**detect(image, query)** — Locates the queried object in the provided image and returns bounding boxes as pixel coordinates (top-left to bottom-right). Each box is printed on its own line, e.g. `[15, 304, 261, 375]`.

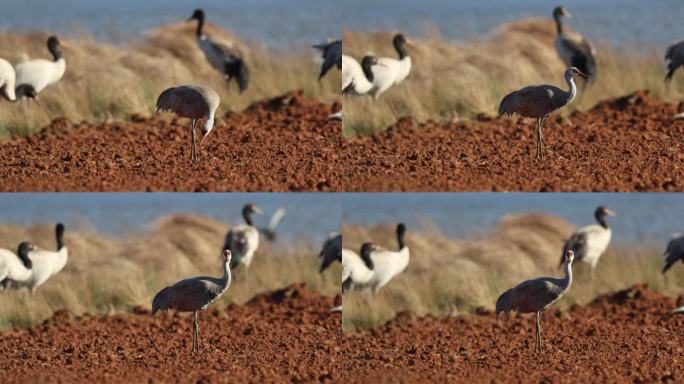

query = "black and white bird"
[662, 233, 684, 274]
[257, 207, 286, 242]
[0, 58, 39, 104]
[0, 242, 35, 289]
[222, 204, 263, 276]
[318, 233, 342, 273]
[156, 85, 220, 161]
[341, 243, 376, 293]
[342, 55, 381, 95]
[368, 34, 413, 99]
[552, 6, 597, 84]
[313, 40, 342, 81]
[152, 250, 232, 352]
[188, 9, 250, 93]
[362, 223, 410, 292]
[14, 36, 67, 97]
[496, 250, 574, 354]
[665, 40, 684, 84]
[12, 223, 68, 292]
[560, 206, 615, 283]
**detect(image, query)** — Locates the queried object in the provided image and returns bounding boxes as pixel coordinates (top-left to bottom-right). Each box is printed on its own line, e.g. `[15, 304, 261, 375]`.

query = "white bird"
[0, 242, 35, 289]
[362, 223, 410, 292]
[14, 36, 66, 97]
[369, 34, 413, 99]
[342, 55, 381, 95]
[552, 6, 597, 85]
[496, 250, 574, 354]
[188, 9, 250, 93]
[156, 85, 220, 161]
[498, 67, 589, 160]
[319, 233, 342, 273]
[222, 204, 263, 276]
[662, 233, 684, 274]
[313, 40, 342, 81]
[665, 40, 684, 84]
[0, 58, 40, 104]
[13, 223, 68, 292]
[152, 250, 232, 352]
[560, 206, 615, 285]
[341, 243, 376, 293]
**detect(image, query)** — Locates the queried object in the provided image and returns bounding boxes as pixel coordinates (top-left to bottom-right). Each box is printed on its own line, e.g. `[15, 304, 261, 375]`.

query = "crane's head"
[222, 249, 232, 263]
[188, 9, 205, 22]
[17, 242, 36, 256]
[567, 67, 589, 79]
[244, 203, 264, 215]
[198, 116, 215, 148]
[15, 84, 42, 107]
[564, 250, 575, 265]
[553, 6, 572, 19]
[596, 206, 616, 218]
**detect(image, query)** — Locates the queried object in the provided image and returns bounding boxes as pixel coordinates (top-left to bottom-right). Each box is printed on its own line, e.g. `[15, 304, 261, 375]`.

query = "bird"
[313, 39, 341, 81]
[0, 242, 35, 290]
[222, 204, 263, 277]
[496, 250, 575, 354]
[361, 223, 410, 292]
[498, 66, 588, 160]
[257, 207, 286, 242]
[342, 55, 381, 95]
[665, 40, 684, 84]
[675, 112, 684, 120]
[152, 250, 232, 353]
[0, 58, 40, 104]
[11, 223, 68, 292]
[188, 9, 250, 93]
[156, 85, 220, 161]
[674, 306, 684, 314]
[318, 233, 342, 273]
[552, 6, 597, 85]
[14, 35, 66, 97]
[341, 243, 376, 293]
[560, 206, 615, 285]
[662, 233, 684, 274]
[369, 34, 413, 99]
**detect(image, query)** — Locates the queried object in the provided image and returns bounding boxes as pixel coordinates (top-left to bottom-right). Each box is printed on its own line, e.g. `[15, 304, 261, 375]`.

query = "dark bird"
[665, 40, 684, 84]
[318, 233, 342, 273]
[553, 6, 597, 84]
[313, 39, 341, 81]
[662, 233, 684, 274]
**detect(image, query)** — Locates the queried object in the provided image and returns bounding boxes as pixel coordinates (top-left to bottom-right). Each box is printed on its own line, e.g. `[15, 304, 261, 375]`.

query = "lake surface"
[342, 193, 684, 245]
[343, 0, 684, 48]
[0, 0, 341, 47]
[0, 193, 341, 241]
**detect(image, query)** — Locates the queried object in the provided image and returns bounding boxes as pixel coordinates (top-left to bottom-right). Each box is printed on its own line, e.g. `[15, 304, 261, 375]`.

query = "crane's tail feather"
[495, 289, 512, 319]
[151, 286, 171, 315]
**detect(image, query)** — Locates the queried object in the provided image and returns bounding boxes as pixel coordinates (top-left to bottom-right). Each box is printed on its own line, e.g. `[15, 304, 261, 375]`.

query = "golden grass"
[0, 22, 339, 138]
[342, 214, 684, 331]
[0, 215, 339, 331]
[342, 19, 684, 136]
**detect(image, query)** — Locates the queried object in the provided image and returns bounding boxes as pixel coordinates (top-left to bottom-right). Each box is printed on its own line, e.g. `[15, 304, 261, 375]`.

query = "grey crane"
[318, 232, 342, 273]
[222, 204, 263, 277]
[188, 9, 250, 93]
[313, 40, 342, 81]
[553, 6, 597, 85]
[496, 250, 574, 354]
[662, 233, 684, 274]
[156, 85, 220, 161]
[152, 249, 232, 353]
[498, 67, 588, 160]
[665, 40, 684, 84]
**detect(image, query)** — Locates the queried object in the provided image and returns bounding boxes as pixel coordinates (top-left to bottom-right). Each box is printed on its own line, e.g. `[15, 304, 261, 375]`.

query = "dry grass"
[342, 19, 684, 136]
[0, 22, 339, 138]
[342, 214, 684, 331]
[0, 215, 339, 331]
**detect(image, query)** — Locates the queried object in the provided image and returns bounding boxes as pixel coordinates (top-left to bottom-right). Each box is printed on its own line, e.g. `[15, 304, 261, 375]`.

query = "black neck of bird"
[360, 243, 375, 270]
[17, 245, 32, 269]
[49, 43, 62, 62]
[361, 59, 375, 82]
[595, 212, 609, 229]
[396, 225, 406, 250]
[394, 39, 407, 60]
[56, 224, 65, 250]
[242, 207, 253, 226]
[195, 15, 205, 37]
[554, 14, 564, 35]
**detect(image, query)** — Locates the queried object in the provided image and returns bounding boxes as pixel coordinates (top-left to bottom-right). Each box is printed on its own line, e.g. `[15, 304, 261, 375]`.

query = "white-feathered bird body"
[19, 246, 68, 290]
[15, 58, 65, 93]
[0, 59, 17, 101]
[0, 248, 32, 282]
[364, 246, 409, 292]
[224, 224, 259, 269]
[369, 58, 402, 98]
[564, 224, 611, 269]
[341, 248, 374, 291]
[341, 55, 373, 94]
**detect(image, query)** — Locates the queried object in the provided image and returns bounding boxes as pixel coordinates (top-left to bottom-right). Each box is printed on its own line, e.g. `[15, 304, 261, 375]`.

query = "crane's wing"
[663, 236, 684, 273]
[558, 36, 597, 77]
[562, 231, 588, 266]
[209, 40, 250, 91]
[156, 86, 210, 118]
[314, 40, 342, 79]
[258, 207, 286, 241]
[152, 278, 216, 314]
[319, 233, 342, 273]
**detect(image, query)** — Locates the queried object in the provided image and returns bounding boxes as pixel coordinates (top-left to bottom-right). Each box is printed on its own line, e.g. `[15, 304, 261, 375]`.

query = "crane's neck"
[397, 230, 405, 250]
[394, 41, 408, 60]
[554, 14, 564, 35]
[56, 228, 65, 251]
[596, 213, 609, 229]
[195, 16, 205, 38]
[564, 73, 577, 105]
[242, 207, 254, 226]
[361, 60, 375, 82]
[222, 260, 232, 288]
[563, 261, 573, 290]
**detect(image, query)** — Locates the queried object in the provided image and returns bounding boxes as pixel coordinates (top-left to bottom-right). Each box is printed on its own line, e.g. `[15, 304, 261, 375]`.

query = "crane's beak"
[575, 70, 590, 79]
[253, 206, 264, 215]
[605, 209, 617, 217]
[406, 38, 417, 46]
[31, 96, 44, 109]
[60, 41, 70, 49]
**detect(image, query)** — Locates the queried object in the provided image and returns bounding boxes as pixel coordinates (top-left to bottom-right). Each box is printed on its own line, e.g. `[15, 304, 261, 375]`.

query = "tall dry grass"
[342, 214, 684, 331]
[342, 20, 684, 136]
[0, 22, 339, 138]
[0, 215, 339, 331]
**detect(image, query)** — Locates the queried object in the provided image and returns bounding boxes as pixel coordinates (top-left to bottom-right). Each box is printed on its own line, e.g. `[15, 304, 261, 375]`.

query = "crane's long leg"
[192, 310, 199, 352]
[535, 311, 542, 353]
[190, 119, 197, 161]
[535, 118, 541, 160]
[195, 310, 201, 352]
[539, 117, 546, 160]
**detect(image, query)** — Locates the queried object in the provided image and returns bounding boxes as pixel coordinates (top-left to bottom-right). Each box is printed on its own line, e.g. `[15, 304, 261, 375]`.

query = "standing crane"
[362, 223, 410, 292]
[0, 58, 40, 104]
[560, 206, 615, 287]
[496, 250, 575, 354]
[152, 250, 233, 353]
[188, 9, 250, 93]
[313, 40, 341, 81]
[318, 232, 342, 273]
[369, 34, 413, 99]
[665, 40, 684, 84]
[662, 233, 684, 274]
[222, 204, 263, 278]
[343, 55, 381, 95]
[156, 85, 220, 161]
[11, 223, 68, 292]
[15, 36, 67, 97]
[498, 67, 588, 160]
[552, 6, 597, 85]
[0, 242, 35, 290]
[341, 243, 376, 293]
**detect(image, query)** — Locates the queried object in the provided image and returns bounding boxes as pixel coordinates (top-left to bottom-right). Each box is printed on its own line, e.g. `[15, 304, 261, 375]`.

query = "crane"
[498, 67, 588, 160]
[0, 58, 40, 104]
[14, 36, 67, 97]
[313, 40, 341, 81]
[341, 243, 376, 293]
[665, 40, 684, 84]
[496, 250, 575, 353]
[10, 223, 68, 292]
[156, 85, 220, 161]
[0, 242, 35, 290]
[369, 34, 413, 99]
[318, 232, 341, 273]
[361, 223, 409, 292]
[222, 204, 263, 278]
[188, 9, 249, 93]
[152, 250, 232, 352]
[552, 6, 597, 85]
[662, 233, 684, 274]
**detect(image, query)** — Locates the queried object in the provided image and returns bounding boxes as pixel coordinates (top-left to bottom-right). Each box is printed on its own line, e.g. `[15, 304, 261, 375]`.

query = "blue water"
[343, 0, 684, 48]
[342, 193, 684, 245]
[0, 193, 341, 241]
[0, 0, 341, 47]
